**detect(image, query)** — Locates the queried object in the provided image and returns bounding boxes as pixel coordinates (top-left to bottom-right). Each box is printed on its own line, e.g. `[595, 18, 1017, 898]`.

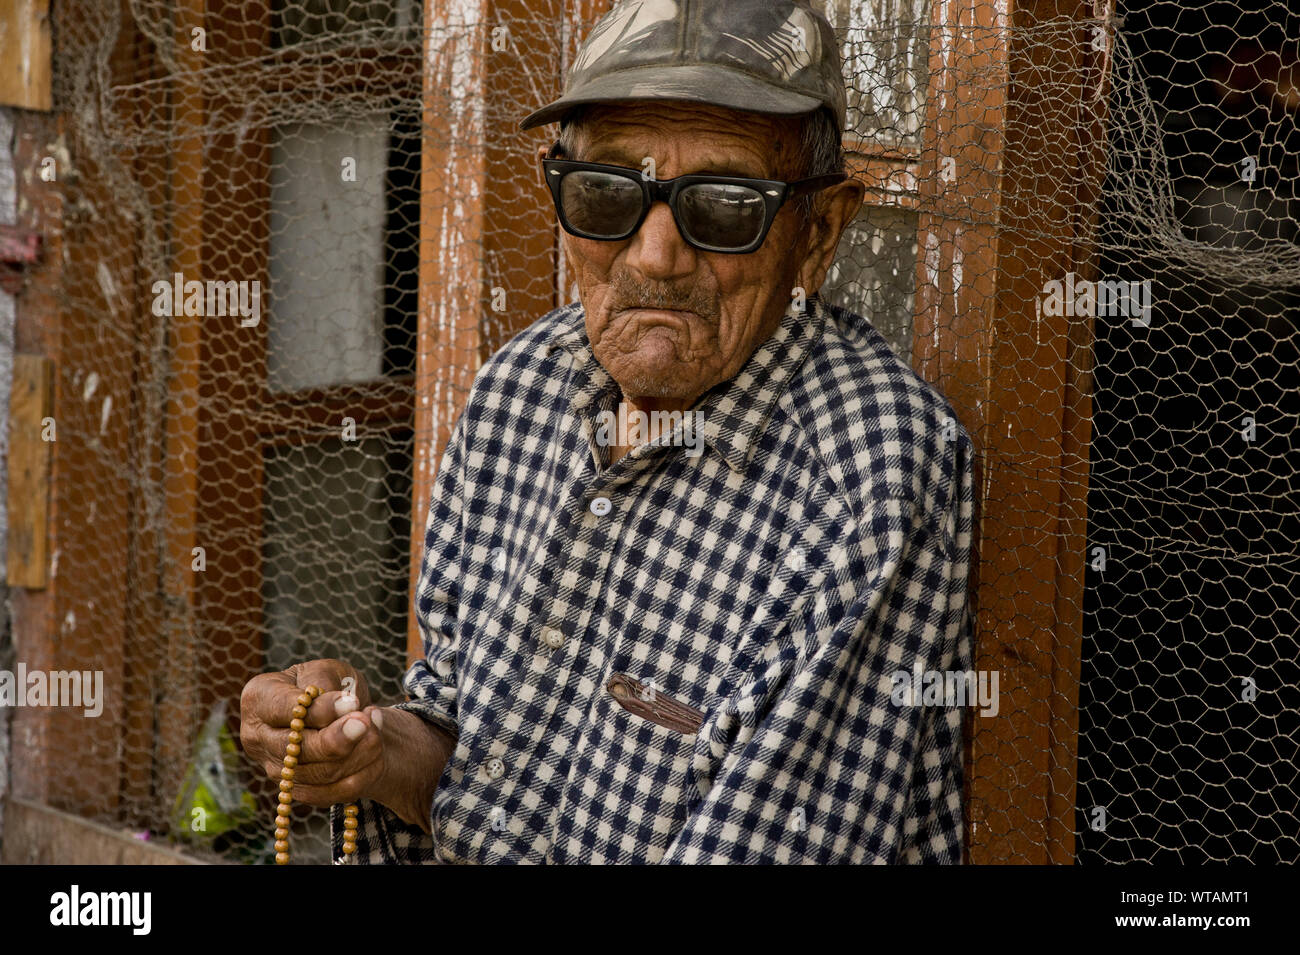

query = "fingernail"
[372, 709, 384, 731]
[335, 694, 359, 717]
[342, 718, 367, 740]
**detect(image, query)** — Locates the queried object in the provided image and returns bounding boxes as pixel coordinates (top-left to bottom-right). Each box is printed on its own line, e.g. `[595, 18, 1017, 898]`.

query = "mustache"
[607, 273, 715, 319]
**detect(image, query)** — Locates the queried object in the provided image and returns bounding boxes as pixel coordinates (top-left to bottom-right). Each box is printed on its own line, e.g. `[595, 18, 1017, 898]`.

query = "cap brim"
[519, 63, 823, 130]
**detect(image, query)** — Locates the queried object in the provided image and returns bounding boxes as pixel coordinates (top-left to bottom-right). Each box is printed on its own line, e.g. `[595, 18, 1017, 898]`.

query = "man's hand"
[239, 658, 455, 833]
[239, 659, 385, 808]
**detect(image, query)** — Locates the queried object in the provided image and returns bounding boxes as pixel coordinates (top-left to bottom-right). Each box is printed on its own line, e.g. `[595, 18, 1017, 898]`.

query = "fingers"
[239, 670, 300, 760]
[258, 712, 383, 806]
[306, 689, 363, 728]
[239, 660, 383, 799]
[290, 761, 386, 808]
[250, 671, 318, 729]
[245, 660, 370, 732]
[259, 686, 358, 732]
[259, 709, 384, 781]
[291, 659, 371, 710]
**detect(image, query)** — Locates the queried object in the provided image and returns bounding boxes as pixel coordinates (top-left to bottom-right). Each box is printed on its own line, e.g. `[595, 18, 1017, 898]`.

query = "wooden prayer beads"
[274, 684, 360, 864]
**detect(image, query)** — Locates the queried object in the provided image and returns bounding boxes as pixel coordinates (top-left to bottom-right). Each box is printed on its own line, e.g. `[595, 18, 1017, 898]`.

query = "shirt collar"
[546, 295, 828, 474]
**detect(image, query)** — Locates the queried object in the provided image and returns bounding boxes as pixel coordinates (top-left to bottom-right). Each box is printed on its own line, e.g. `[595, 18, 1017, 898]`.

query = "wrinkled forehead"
[568, 101, 804, 177]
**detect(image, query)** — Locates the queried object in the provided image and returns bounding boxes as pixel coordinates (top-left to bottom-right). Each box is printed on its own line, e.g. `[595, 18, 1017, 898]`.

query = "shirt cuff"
[325, 699, 455, 864]
[328, 797, 437, 864]
[393, 696, 458, 741]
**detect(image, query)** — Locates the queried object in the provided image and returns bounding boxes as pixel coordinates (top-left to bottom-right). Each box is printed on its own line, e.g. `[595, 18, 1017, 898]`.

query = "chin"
[621, 378, 678, 398]
[617, 368, 692, 399]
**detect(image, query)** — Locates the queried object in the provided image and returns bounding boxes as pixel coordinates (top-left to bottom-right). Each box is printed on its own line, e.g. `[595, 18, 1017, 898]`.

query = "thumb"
[313, 710, 379, 761]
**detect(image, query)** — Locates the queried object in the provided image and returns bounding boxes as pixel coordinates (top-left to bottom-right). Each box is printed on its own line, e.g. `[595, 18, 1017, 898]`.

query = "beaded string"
[274, 684, 359, 864]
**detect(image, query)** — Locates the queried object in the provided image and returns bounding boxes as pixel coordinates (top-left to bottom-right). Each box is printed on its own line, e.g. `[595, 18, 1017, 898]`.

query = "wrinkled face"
[555, 101, 859, 405]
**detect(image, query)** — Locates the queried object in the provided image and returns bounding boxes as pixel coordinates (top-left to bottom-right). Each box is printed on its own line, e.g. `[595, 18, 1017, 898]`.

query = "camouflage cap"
[519, 0, 846, 132]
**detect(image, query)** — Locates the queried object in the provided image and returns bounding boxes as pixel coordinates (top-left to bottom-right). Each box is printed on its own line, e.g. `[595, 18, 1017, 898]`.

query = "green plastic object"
[171, 700, 258, 842]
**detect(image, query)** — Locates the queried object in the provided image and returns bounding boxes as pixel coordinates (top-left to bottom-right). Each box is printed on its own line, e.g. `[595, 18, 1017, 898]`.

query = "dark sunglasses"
[541, 144, 847, 254]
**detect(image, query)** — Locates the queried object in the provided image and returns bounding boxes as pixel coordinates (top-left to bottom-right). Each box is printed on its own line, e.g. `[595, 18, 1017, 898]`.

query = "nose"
[624, 200, 696, 280]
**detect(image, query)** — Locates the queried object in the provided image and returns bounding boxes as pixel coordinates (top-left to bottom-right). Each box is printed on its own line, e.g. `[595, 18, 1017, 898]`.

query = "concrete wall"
[2, 799, 203, 865]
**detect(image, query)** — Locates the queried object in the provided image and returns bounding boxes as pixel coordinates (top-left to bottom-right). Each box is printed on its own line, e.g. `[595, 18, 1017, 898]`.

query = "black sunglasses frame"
[541, 146, 847, 254]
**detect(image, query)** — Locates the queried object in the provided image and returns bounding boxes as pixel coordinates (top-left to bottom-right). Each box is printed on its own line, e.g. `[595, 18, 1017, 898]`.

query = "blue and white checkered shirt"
[332, 293, 975, 863]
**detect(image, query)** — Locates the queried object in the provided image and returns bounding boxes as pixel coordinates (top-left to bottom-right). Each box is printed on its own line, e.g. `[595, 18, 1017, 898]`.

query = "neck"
[621, 392, 698, 418]
[605, 392, 700, 467]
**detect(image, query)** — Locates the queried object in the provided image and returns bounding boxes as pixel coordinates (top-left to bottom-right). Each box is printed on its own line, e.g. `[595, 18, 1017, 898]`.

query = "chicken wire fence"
[8, 0, 1296, 864]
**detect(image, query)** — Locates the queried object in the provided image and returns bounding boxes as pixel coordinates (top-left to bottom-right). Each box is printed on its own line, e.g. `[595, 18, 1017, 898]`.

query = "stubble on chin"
[583, 267, 723, 398]
[593, 310, 716, 399]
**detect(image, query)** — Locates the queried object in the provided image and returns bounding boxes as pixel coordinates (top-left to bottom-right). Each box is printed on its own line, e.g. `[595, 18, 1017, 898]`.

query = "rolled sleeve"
[404, 405, 470, 737]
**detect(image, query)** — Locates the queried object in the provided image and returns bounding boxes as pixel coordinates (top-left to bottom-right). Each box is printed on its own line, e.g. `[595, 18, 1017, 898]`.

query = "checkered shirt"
[331, 293, 975, 864]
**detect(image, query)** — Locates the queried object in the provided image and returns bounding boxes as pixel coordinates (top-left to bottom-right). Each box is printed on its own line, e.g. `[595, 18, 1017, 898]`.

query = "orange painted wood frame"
[912, 0, 1116, 862]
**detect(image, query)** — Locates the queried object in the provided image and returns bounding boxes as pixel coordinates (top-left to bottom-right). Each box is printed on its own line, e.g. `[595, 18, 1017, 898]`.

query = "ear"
[536, 143, 550, 188]
[796, 177, 866, 295]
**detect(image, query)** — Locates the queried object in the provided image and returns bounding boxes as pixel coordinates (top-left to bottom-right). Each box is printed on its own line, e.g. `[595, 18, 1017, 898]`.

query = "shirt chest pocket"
[545, 675, 704, 864]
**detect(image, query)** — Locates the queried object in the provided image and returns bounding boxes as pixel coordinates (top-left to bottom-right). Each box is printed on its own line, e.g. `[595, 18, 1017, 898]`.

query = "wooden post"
[158, 0, 207, 813]
[914, 0, 1115, 863]
[6, 354, 52, 588]
[9, 99, 136, 816]
[409, 0, 567, 664]
[8, 111, 65, 808]
[0, 0, 53, 110]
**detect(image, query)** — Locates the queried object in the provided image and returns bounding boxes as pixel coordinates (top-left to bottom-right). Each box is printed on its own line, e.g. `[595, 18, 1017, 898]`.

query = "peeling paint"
[96, 261, 118, 309]
[951, 225, 963, 312]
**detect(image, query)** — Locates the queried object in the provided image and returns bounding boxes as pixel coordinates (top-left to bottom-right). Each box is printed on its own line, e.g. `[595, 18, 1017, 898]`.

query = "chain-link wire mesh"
[11, 0, 1296, 863]
[1075, 2, 1299, 864]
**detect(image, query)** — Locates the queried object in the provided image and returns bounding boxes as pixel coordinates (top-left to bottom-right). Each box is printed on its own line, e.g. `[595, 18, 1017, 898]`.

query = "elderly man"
[241, 0, 974, 864]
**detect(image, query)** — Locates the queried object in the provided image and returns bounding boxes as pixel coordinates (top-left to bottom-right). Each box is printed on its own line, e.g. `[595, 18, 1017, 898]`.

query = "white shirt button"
[589, 496, 612, 517]
[542, 627, 565, 649]
[484, 757, 505, 780]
